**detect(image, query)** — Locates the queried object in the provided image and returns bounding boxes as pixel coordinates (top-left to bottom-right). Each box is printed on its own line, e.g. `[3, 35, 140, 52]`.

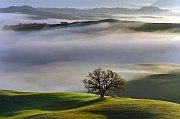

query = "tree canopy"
[83, 68, 125, 98]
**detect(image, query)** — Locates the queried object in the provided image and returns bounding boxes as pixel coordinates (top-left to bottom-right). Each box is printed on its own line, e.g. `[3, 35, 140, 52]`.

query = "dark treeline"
[3, 22, 69, 31]
[2, 19, 119, 31]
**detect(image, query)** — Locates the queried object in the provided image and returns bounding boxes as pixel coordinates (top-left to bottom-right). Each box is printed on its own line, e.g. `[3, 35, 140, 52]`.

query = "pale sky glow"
[0, 0, 157, 8]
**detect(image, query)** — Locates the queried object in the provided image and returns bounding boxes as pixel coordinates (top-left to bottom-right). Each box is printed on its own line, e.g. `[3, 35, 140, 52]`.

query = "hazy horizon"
[0, 0, 179, 10]
[0, 0, 156, 8]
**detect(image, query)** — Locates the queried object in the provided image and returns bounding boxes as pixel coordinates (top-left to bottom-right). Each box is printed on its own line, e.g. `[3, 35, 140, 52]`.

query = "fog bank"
[0, 13, 180, 92]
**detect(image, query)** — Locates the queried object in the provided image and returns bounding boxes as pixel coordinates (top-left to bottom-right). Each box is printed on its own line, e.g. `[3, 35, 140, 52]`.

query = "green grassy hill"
[0, 91, 179, 119]
[131, 23, 180, 32]
[125, 73, 180, 103]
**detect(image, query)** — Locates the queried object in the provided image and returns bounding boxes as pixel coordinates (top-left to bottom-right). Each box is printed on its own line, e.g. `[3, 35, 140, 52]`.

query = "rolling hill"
[3, 19, 180, 33]
[0, 5, 167, 20]
[0, 5, 79, 20]
[131, 23, 180, 32]
[125, 72, 180, 103]
[0, 91, 179, 119]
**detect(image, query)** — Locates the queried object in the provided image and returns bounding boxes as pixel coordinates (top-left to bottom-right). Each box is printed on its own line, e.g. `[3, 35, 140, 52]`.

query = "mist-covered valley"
[0, 0, 180, 118]
[0, 10, 180, 92]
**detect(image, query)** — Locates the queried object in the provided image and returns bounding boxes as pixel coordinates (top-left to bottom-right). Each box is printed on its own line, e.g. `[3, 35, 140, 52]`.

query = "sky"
[0, 0, 157, 8]
[152, 0, 180, 8]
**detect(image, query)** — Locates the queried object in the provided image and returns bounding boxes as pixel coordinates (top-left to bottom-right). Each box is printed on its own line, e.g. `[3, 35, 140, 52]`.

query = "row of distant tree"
[3, 22, 69, 31]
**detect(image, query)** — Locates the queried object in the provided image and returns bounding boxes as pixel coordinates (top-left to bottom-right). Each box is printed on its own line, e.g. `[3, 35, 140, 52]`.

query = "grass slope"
[0, 91, 180, 119]
[125, 73, 180, 103]
[131, 23, 180, 32]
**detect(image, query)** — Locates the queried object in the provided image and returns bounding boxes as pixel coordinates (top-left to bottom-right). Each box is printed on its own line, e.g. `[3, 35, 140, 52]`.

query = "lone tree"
[83, 68, 125, 98]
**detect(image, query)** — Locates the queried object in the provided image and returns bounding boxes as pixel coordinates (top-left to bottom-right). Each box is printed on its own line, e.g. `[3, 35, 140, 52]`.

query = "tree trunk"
[100, 93, 105, 98]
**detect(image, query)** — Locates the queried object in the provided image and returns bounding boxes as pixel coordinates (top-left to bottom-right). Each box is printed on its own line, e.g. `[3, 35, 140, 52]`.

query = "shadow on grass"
[0, 93, 161, 119]
[36, 98, 101, 111]
[23, 103, 157, 119]
[86, 109, 157, 119]
[0, 93, 101, 117]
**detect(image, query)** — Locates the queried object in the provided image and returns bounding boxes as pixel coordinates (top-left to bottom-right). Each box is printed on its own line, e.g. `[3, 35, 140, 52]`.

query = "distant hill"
[0, 91, 179, 119]
[3, 19, 180, 33]
[0, 5, 80, 20]
[152, 0, 180, 8]
[2, 19, 120, 31]
[125, 73, 180, 103]
[131, 23, 180, 32]
[137, 6, 167, 12]
[0, 5, 168, 20]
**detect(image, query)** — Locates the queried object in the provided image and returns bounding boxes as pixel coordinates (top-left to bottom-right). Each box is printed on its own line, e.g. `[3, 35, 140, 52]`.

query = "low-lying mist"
[0, 13, 180, 92]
